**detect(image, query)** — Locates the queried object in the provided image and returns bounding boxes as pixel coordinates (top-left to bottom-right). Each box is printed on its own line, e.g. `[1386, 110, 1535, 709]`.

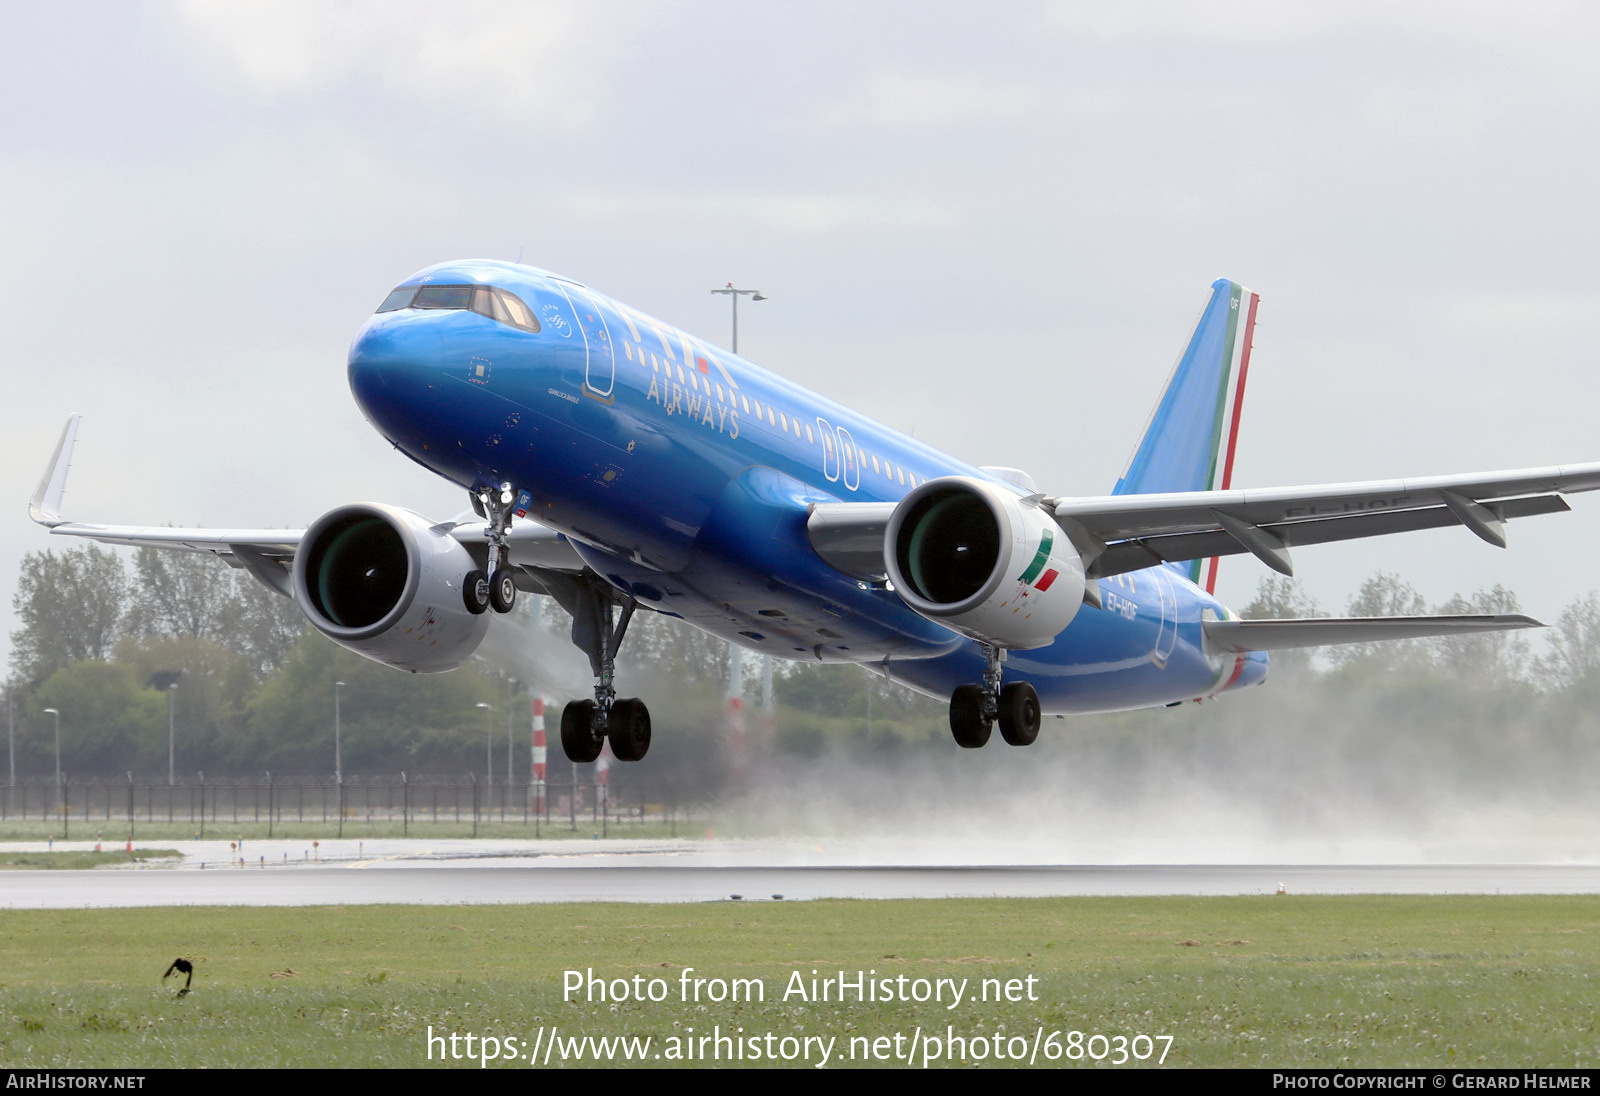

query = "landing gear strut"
[463, 483, 519, 616]
[948, 643, 1040, 748]
[551, 577, 651, 763]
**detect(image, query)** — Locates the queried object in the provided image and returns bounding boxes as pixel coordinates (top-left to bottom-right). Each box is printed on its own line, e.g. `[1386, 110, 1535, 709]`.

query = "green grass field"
[0, 848, 178, 870]
[1, 896, 1596, 1068]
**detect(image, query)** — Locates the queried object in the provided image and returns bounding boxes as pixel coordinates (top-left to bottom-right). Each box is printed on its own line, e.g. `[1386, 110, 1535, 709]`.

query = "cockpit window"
[413, 285, 475, 310]
[374, 283, 540, 333]
[496, 290, 538, 330]
[474, 286, 511, 325]
[376, 287, 416, 312]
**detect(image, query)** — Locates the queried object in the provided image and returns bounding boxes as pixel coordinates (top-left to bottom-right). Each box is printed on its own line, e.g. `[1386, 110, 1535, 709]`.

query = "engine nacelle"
[885, 477, 1086, 650]
[292, 503, 490, 673]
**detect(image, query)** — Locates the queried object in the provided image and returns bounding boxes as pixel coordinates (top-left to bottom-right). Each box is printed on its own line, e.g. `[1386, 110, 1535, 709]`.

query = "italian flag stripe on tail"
[1202, 285, 1260, 594]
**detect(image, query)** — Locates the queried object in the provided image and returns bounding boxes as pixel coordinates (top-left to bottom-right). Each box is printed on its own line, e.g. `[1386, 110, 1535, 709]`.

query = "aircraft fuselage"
[347, 259, 1267, 712]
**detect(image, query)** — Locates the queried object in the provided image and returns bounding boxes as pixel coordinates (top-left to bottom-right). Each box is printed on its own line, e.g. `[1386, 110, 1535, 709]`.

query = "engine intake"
[292, 503, 489, 672]
[885, 477, 1086, 649]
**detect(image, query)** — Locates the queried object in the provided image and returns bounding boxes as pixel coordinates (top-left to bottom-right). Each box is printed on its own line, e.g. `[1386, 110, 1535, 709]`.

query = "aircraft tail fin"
[1114, 280, 1259, 590]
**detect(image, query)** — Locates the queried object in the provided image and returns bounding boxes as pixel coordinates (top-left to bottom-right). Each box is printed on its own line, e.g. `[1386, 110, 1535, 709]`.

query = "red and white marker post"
[530, 697, 546, 817]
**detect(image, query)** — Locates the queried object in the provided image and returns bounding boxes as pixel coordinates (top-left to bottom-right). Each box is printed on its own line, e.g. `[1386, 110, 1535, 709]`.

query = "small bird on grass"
[162, 958, 195, 996]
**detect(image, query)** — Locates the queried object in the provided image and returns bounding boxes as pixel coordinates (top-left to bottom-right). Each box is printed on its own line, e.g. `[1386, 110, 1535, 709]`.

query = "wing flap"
[1088, 494, 1570, 579]
[1204, 614, 1542, 653]
[1055, 463, 1600, 541]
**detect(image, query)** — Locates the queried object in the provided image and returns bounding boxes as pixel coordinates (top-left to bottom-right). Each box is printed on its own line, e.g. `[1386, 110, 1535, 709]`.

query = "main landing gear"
[949, 643, 1040, 749]
[556, 579, 652, 764]
[463, 483, 519, 616]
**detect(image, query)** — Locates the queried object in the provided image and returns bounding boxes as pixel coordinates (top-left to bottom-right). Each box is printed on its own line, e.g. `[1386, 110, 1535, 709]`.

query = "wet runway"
[4, 839, 1600, 907]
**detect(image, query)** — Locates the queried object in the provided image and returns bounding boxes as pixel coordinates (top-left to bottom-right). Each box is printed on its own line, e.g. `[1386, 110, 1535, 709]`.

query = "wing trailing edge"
[1054, 464, 1599, 580]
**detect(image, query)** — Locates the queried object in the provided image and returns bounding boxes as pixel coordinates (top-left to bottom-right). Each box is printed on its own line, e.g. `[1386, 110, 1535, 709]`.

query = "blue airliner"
[30, 261, 1600, 762]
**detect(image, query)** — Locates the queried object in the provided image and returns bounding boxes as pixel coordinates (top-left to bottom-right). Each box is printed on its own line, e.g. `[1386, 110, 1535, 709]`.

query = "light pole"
[43, 707, 61, 832]
[710, 281, 766, 356]
[712, 281, 775, 735]
[476, 703, 493, 794]
[334, 681, 345, 785]
[167, 682, 178, 786]
[149, 671, 182, 785]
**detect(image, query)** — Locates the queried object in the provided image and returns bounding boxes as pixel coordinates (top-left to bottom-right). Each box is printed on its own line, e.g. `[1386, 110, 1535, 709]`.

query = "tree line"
[2, 545, 795, 791]
[5, 546, 504, 777]
[7, 546, 1600, 793]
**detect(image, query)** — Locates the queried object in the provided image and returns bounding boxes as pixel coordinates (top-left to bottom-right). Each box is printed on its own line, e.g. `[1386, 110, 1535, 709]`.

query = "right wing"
[28, 414, 587, 596]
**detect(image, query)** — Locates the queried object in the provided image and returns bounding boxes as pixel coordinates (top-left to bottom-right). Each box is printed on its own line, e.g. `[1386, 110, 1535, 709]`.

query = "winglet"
[28, 414, 81, 527]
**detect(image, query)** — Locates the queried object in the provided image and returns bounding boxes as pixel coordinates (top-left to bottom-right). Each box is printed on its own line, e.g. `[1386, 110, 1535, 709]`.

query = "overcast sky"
[4, 1, 1599, 669]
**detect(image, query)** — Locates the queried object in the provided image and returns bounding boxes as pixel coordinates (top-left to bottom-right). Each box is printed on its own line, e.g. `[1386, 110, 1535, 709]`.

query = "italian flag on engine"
[1018, 529, 1059, 592]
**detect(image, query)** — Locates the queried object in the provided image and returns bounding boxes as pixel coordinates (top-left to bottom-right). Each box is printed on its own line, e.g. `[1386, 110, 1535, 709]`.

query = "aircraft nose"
[349, 316, 432, 392]
[347, 317, 443, 439]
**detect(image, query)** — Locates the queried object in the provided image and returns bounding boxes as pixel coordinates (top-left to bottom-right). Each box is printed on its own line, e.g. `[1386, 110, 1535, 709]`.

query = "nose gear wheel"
[472, 483, 519, 615]
[488, 568, 517, 613]
[463, 569, 490, 615]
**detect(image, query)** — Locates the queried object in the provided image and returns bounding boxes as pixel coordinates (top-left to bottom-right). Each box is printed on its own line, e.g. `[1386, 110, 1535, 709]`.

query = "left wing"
[1050, 464, 1600, 580]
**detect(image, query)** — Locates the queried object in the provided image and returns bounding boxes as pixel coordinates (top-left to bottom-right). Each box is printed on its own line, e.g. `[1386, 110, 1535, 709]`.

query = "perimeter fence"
[0, 772, 685, 837]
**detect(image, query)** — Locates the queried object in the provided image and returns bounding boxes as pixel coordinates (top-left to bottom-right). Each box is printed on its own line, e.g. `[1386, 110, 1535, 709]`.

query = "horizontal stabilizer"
[1204, 614, 1542, 653]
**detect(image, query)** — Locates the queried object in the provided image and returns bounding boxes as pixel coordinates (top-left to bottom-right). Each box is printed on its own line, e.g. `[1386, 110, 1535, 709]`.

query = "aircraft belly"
[450, 384, 736, 572]
[576, 464, 962, 663]
[885, 567, 1223, 712]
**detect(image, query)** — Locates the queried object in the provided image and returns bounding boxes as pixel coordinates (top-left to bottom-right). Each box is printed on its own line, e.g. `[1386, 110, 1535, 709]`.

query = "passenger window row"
[626, 339, 924, 491]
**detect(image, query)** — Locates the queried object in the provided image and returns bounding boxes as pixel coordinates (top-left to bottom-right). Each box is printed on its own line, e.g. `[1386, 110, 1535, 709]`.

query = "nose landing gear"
[948, 643, 1040, 748]
[464, 483, 520, 616]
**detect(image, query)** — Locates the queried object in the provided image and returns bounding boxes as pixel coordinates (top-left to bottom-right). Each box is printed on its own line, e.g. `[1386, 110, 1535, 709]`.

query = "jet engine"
[292, 503, 490, 673]
[885, 477, 1086, 649]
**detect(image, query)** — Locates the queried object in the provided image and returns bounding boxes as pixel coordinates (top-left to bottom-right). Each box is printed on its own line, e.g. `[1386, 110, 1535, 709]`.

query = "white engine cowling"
[884, 477, 1086, 649]
[292, 503, 490, 673]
